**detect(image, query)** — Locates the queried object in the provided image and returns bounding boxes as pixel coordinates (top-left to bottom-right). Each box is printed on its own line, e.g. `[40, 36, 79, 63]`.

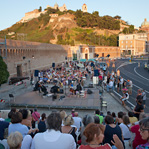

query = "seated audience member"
[38, 113, 46, 132]
[72, 112, 82, 131]
[103, 115, 124, 149]
[60, 110, 67, 125]
[32, 109, 40, 123]
[0, 127, 9, 149]
[119, 115, 131, 147]
[79, 123, 124, 149]
[81, 114, 94, 145]
[31, 112, 76, 149]
[112, 112, 117, 124]
[5, 111, 13, 123]
[20, 109, 32, 128]
[61, 115, 77, 142]
[94, 116, 105, 134]
[120, 89, 129, 106]
[95, 109, 103, 124]
[133, 98, 144, 120]
[8, 112, 32, 138]
[128, 111, 138, 125]
[136, 117, 149, 148]
[115, 111, 124, 125]
[0, 121, 9, 140]
[7, 131, 23, 149]
[106, 79, 114, 92]
[130, 113, 148, 149]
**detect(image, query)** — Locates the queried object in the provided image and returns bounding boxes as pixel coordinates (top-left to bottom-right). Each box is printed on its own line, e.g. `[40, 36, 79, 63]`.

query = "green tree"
[39, 6, 42, 12]
[114, 15, 121, 20]
[0, 56, 9, 84]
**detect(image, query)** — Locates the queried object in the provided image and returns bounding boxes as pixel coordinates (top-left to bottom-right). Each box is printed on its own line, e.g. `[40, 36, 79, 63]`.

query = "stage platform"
[9, 88, 101, 110]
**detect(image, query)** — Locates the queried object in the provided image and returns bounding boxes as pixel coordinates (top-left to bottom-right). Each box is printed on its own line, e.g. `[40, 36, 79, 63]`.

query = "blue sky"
[0, 0, 148, 31]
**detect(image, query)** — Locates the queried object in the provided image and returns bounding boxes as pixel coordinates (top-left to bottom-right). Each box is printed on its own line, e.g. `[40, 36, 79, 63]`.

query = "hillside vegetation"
[0, 8, 132, 46]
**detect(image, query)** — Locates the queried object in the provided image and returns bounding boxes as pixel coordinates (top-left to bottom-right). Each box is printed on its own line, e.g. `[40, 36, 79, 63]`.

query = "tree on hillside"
[92, 11, 99, 17]
[0, 56, 9, 85]
[114, 15, 121, 20]
[39, 6, 42, 12]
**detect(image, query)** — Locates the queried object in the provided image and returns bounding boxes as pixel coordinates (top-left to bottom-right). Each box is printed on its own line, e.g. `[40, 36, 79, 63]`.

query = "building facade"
[119, 33, 148, 56]
[0, 39, 120, 78]
[69, 45, 120, 61]
[141, 18, 149, 32]
[82, 4, 87, 13]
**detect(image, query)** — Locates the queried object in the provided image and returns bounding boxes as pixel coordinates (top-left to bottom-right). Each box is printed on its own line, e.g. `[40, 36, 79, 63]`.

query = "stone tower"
[82, 4, 87, 12]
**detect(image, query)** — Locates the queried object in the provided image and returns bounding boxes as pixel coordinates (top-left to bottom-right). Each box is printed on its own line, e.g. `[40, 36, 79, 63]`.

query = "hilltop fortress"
[19, 3, 87, 23]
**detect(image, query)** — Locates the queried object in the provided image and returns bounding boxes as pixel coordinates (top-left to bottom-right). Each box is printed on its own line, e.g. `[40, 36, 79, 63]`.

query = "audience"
[7, 131, 23, 149]
[61, 114, 77, 142]
[103, 115, 124, 148]
[136, 117, 149, 148]
[79, 123, 124, 149]
[38, 113, 46, 132]
[31, 112, 76, 149]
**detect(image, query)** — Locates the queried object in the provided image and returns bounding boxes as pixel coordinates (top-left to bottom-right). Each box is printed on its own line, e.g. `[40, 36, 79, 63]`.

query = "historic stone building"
[119, 33, 148, 56]
[69, 45, 120, 61]
[82, 4, 87, 12]
[0, 39, 69, 77]
[47, 3, 67, 12]
[141, 18, 149, 32]
[0, 39, 120, 78]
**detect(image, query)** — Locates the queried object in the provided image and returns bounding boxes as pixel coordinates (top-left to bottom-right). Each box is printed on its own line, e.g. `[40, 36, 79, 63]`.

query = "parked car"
[9, 76, 29, 85]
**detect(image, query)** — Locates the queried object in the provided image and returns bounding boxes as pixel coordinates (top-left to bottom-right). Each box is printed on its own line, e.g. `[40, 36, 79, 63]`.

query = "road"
[108, 58, 149, 112]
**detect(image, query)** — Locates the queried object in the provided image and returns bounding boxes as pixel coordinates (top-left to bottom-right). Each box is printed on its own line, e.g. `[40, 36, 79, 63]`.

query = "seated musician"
[40, 83, 48, 96]
[75, 83, 82, 93]
[33, 81, 41, 92]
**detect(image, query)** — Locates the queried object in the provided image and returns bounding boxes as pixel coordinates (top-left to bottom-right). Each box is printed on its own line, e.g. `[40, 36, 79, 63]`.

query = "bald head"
[74, 112, 78, 117]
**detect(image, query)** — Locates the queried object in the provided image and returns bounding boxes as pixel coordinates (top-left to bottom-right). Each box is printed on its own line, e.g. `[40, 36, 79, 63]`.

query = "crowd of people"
[0, 107, 148, 149]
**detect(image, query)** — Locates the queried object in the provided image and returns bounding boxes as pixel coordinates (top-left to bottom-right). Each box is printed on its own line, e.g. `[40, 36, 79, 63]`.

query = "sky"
[0, 0, 149, 31]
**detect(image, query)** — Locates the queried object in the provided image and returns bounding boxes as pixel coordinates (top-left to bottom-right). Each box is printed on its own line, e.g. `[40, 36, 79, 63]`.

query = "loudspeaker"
[94, 69, 99, 76]
[52, 63, 55, 68]
[34, 70, 39, 77]
[87, 89, 93, 94]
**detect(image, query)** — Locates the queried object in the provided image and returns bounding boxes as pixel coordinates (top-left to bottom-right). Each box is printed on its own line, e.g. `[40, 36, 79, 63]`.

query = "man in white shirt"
[127, 80, 132, 95]
[72, 112, 82, 131]
[120, 76, 124, 90]
[106, 79, 114, 92]
[31, 112, 76, 149]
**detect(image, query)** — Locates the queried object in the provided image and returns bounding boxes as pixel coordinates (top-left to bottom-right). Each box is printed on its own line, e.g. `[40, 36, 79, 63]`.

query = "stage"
[9, 88, 101, 110]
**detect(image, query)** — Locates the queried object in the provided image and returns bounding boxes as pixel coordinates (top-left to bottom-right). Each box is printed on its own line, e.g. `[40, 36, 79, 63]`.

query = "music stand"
[9, 94, 15, 102]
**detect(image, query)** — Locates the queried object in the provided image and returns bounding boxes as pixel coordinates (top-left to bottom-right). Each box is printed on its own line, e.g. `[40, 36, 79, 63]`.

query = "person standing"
[120, 77, 124, 91]
[133, 99, 144, 120]
[142, 89, 146, 108]
[127, 80, 132, 95]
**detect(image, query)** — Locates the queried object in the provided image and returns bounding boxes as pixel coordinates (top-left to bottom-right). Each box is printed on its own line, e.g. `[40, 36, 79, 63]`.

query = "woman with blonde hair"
[61, 114, 77, 142]
[7, 131, 23, 149]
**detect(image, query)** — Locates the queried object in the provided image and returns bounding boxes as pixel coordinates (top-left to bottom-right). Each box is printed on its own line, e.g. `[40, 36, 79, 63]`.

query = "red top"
[79, 144, 111, 149]
[131, 124, 147, 149]
[32, 111, 40, 121]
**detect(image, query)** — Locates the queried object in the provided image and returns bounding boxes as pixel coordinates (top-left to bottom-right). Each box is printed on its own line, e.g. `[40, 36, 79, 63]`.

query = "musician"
[33, 81, 41, 93]
[40, 83, 48, 96]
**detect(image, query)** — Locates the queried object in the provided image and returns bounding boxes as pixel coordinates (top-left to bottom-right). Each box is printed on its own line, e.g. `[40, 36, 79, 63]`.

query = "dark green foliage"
[114, 15, 121, 19]
[122, 25, 135, 34]
[39, 6, 42, 12]
[0, 56, 9, 84]
[75, 11, 120, 30]
[75, 30, 118, 46]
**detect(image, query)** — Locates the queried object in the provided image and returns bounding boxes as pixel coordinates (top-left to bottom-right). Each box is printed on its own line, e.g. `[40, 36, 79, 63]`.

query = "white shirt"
[31, 129, 76, 149]
[119, 123, 131, 139]
[120, 78, 124, 85]
[73, 117, 82, 130]
[129, 81, 133, 87]
[109, 81, 114, 87]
